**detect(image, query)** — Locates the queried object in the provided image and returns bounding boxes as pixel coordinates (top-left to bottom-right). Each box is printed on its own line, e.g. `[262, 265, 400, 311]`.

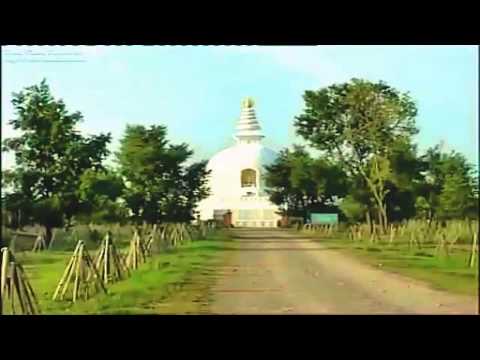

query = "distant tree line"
[1, 80, 211, 246]
[265, 79, 478, 230]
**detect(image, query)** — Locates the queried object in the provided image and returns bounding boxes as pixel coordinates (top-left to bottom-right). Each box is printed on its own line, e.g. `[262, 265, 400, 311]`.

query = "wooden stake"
[53, 244, 78, 300]
[16, 264, 40, 314]
[48, 229, 57, 250]
[72, 244, 83, 302]
[9, 263, 15, 315]
[469, 232, 478, 268]
[389, 225, 395, 245]
[11, 264, 26, 314]
[1, 248, 41, 315]
[1, 248, 9, 293]
[53, 240, 106, 303]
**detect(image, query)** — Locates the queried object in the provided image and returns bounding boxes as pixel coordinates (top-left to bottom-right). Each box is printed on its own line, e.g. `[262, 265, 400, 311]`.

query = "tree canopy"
[294, 79, 419, 231]
[262, 79, 478, 226]
[264, 145, 349, 219]
[116, 124, 211, 224]
[2, 79, 111, 242]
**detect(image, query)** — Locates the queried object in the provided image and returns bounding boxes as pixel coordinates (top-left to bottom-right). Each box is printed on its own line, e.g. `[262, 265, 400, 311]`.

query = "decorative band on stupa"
[235, 97, 264, 142]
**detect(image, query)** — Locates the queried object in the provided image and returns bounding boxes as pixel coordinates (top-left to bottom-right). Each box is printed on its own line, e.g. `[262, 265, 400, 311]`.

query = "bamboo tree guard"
[468, 232, 478, 268]
[145, 232, 155, 256]
[181, 223, 192, 243]
[348, 227, 354, 241]
[47, 229, 57, 250]
[159, 224, 168, 248]
[170, 224, 179, 247]
[1, 247, 41, 315]
[328, 224, 334, 236]
[409, 229, 421, 250]
[92, 232, 129, 286]
[356, 226, 363, 242]
[52, 240, 106, 303]
[447, 234, 460, 253]
[389, 224, 395, 245]
[32, 232, 47, 252]
[175, 224, 183, 244]
[170, 224, 180, 247]
[125, 230, 148, 270]
[144, 224, 161, 255]
[435, 231, 449, 257]
[354, 227, 360, 246]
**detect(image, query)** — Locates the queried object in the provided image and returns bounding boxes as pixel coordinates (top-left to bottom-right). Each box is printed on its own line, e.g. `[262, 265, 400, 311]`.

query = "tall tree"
[116, 124, 210, 224]
[2, 79, 111, 244]
[384, 138, 424, 222]
[295, 78, 418, 232]
[417, 145, 478, 220]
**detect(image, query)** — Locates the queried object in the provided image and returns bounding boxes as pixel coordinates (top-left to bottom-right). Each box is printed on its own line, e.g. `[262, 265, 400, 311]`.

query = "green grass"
[13, 231, 231, 315]
[313, 235, 479, 297]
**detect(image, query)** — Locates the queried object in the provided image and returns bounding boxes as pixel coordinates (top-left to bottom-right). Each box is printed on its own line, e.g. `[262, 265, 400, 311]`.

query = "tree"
[295, 78, 418, 232]
[416, 145, 478, 220]
[2, 80, 111, 244]
[175, 160, 211, 221]
[76, 168, 128, 224]
[383, 139, 423, 221]
[339, 195, 368, 223]
[116, 124, 210, 224]
[437, 173, 475, 219]
[265, 145, 349, 220]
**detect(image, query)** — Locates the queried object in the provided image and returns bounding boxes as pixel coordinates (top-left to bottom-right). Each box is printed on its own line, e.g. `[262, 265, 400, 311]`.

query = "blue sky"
[2, 45, 478, 169]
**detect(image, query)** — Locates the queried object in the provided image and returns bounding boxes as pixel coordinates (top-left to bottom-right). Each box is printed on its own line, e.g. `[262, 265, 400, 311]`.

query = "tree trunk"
[379, 204, 388, 235]
[366, 210, 372, 235]
[45, 226, 53, 248]
[382, 205, 388, 234]
[377, 209, 383, 233]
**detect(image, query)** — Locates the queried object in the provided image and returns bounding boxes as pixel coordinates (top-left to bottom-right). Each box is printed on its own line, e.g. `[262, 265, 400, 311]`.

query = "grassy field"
[308, 235, 479, 297]
[13, 230, 232, 315]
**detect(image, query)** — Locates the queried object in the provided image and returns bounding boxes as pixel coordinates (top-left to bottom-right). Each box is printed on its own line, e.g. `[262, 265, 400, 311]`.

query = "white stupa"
[198, 98, 282, 227]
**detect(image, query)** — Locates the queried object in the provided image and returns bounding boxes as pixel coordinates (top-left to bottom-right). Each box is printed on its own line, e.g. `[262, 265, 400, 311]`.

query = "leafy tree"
[116, 124, 210, 224]
[339, 195, 368, 223]
[76, 168, 128, 224]
[264, 149, 297, 216]
[174, 160, 211, 221]
[265, 145, 349, 220]
[416, 144, 478, 220]
[295, 78, 418, 231]
[383, 139, 424, 222]
[2, 80, 111, 244]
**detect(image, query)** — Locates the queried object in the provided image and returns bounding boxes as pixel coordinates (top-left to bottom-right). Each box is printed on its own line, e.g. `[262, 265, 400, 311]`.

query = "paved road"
[209, 229, 478, 314]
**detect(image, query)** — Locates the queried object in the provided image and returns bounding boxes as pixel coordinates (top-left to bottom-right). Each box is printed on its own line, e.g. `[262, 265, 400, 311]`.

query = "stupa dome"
[207, 142, 278, 199]
[197, 97, 281, 227]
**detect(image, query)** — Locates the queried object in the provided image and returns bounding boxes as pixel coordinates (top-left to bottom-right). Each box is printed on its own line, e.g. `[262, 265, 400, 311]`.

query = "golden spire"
[242, 97, 255, 109]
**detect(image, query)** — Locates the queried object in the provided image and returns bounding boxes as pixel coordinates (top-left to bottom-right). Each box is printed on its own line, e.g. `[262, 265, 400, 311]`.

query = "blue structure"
[310, 213, 338, 225]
